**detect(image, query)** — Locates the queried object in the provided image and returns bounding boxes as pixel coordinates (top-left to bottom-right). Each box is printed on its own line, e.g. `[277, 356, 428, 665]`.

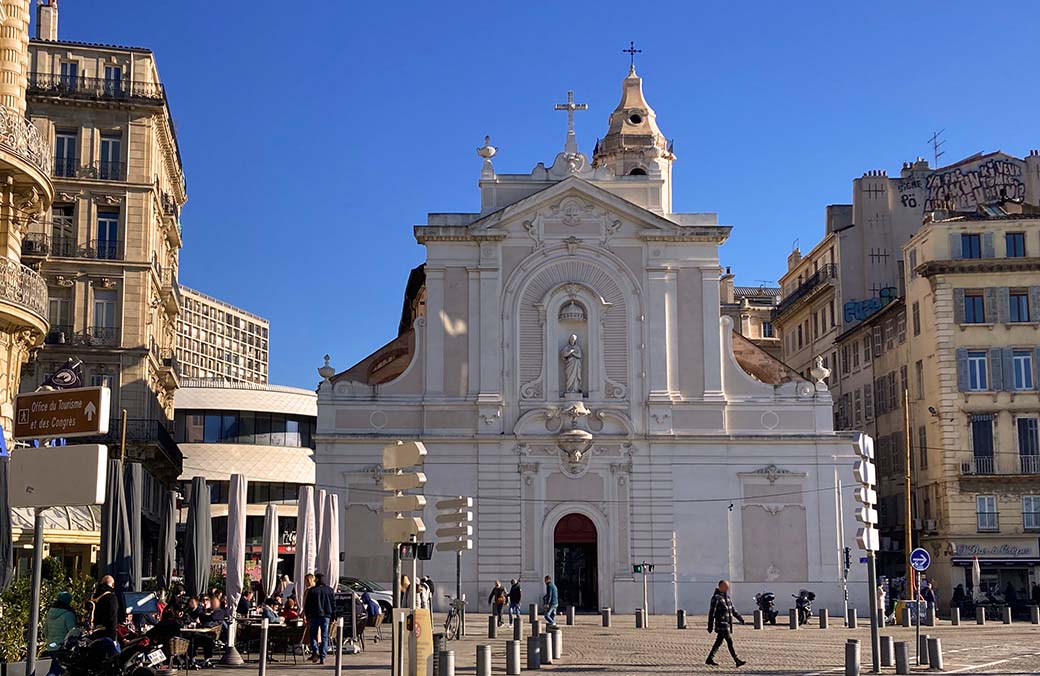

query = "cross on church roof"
[554, 90, 588, 137]
[623, 41, 642, 69]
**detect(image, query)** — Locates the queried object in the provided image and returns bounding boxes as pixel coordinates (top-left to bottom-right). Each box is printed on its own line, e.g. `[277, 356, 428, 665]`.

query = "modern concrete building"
[177, 285, 269, 384]
[719, 268, 781, 361]
[904, 206, 1040, 606]
[174, 380, 316, 576]
[316, 66, 866, 614]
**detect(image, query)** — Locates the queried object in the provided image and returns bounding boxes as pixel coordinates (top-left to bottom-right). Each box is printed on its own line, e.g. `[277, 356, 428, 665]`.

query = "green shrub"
[0, 558, 94, 662]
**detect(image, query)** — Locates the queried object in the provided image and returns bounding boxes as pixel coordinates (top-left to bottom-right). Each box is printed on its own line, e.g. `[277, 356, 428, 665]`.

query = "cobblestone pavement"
[219, 614, 1040, 675]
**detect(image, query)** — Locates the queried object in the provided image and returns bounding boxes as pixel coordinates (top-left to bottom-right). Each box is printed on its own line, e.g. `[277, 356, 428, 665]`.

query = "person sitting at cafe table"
[260, 596, 282, 623]
[236, 589, 254, 616]
[281, 597, 301, 622]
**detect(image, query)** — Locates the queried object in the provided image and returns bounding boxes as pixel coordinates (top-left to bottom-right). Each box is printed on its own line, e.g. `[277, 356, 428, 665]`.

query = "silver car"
[338, 576, 393, 621]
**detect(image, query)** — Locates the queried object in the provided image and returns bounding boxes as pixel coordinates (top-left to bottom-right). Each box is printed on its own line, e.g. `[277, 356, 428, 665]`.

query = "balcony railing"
[0, 105, 50, 175]
[82, 418, 182, 477]
[964, 455, 996, 475]
[960, 455, 1040, 476]
[45, 324, 72, 345]
[1021, 455, 1040, 475]
[73, 326, 120, 347]
[52, 158, 127, 182]
[0, 258, 48, 321]
[83, 239, 123, 261]
[54, 156, 77, 178]
[27, 71, 165, 103]
[773, 264, 838, 320]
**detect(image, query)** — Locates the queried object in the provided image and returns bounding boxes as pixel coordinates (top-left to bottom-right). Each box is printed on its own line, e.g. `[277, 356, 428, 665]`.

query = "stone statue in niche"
[560, 334, 583, 394]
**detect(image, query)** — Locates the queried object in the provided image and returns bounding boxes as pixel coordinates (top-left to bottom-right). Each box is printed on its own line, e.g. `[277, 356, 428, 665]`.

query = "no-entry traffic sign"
[13, 387, 110, 440]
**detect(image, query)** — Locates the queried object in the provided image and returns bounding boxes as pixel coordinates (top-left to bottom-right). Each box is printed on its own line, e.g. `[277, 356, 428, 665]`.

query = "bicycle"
[444, 594, 467, 640]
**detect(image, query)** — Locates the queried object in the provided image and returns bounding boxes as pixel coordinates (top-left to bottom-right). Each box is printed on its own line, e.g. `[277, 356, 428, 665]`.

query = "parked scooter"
[793, 589, 816, 626]
[754, 591, 778, 625]
[58, 630, 165, 676]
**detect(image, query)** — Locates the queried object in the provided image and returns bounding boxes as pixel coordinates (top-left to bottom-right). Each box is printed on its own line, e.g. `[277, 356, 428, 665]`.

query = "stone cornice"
[414, 225, 507, 243]
[639, 226, 731, 244]
[917, 257, 1040, 278]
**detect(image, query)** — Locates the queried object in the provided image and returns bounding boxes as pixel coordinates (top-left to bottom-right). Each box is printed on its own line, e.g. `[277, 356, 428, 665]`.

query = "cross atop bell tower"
[554, 90, 588, 155]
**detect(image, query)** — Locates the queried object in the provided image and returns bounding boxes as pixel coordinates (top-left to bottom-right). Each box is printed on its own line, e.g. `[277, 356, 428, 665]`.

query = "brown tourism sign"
[13, 387, 111, 440]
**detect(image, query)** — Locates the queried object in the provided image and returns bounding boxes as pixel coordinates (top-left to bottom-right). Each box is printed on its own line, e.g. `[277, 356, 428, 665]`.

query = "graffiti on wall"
[844, 287, 898, 323]
[925, 158, 1025, 210]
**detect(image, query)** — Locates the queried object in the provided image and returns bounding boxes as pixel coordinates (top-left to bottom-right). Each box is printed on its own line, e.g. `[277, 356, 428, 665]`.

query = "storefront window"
[175, 409, 315, 448]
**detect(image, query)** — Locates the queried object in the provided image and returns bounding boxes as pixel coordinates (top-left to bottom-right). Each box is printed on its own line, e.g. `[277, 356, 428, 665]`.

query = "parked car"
[339, 576, 393, 621]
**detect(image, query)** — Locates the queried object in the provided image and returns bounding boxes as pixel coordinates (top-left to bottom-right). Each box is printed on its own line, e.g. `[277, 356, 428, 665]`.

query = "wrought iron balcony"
[71, 326, 120, 347]
[0, 258, 49, 321]
[27, 71, 165, 103]
[21, 232, 75, 258]
[52, 158, 126, 181]
[964, 455, 995, 475]
[83, 239, 123, 261]
[959, 454, 1040, 476]
[1021, 455, 1040, 475]
[0, 105, 50, 175]
[773, 264, 838, 321]
[44, 324, 72, 345]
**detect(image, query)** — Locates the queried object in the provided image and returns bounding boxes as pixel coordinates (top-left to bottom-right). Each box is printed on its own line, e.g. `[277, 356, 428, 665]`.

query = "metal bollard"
[926, 606, 936, 626]
[439, 650, 456, 676]
[601, 607, 612, 627]
[531, 619, 543, 637]
[1002, 605, 1012, 624]
[918, 634, 930, 666]
[1031, 605, 1040, 624]
[335, 617, 344, 676]
[476, 644, 491, 676]
[506, 639, 521, 675]
[566, 606, 575, 625]
[845, 638, 860, 676]
[753, 609, 763, 629]
[539, 632, 553, 666]
[880, 635, 894, 667]
[901, 606, 911, 628]
[488, 615, 498, 639]
[433, 634, 447, 676]
[635, 609, 644, 629]
[548, 626, 562, 659]
[894, 641, 909, 675]
[927, 637, 943, 671]
[976, 606, 986, 625]
[951, 607, 960, 626]
[789, 608, 799, 629]
[526, 636, 540, 670]
[258, 618, 269, 676]
[675, 609, 686, 629]
[529, 603, 537, 624]
[820, 608, 829, 629]
[513, 617, 523, 641]
[847, 607, 858, 629]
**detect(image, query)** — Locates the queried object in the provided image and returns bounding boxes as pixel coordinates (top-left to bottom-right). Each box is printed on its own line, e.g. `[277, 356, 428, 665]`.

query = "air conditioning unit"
[924, 519, 938, 533]
[961, 462, 973, 474]
[912, 518, 924, 530]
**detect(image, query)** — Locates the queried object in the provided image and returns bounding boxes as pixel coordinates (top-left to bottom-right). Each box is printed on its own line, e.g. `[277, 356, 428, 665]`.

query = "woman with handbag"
[488, 581, 507, 627]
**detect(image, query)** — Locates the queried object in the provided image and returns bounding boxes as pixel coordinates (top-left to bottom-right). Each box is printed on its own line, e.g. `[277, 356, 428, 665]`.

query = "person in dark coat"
[488, 581, 507, 627]
[706, 579, 746, 667]
[89, 576, 121, 642]
[507, 579, 522, 625]
[304, 573, 335, 664]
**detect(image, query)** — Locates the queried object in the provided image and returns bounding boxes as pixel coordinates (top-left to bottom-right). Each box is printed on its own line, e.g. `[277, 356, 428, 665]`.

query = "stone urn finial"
[810, 355, 831, 389]
[318, 354, 335, 382]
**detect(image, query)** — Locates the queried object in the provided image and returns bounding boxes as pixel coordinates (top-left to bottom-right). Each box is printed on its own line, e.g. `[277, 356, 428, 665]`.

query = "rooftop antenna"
[754, 279, 775, 286]
[792, 237, 800, 251]
[928, 129, 946, 167]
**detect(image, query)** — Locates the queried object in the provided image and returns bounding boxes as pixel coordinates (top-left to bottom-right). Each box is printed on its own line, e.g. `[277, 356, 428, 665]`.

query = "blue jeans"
[309, 616, 330, 659]
[508, 603, 521, 623]
[544, 604, 557, 625]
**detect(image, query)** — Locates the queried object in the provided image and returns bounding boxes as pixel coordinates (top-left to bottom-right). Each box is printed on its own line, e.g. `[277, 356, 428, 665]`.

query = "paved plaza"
[225, 614, 1040, 675]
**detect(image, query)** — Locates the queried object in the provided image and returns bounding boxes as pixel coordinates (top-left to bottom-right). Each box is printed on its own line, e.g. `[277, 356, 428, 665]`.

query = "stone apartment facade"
[904, 209, 1040, 607]
[719, 268, 781, 361]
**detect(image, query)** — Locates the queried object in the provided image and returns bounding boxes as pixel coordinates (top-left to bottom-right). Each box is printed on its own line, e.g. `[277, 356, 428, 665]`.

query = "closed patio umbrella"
[260, 502, 279, 598]
[316, 492, 340, 588]
[158, 488, 176, 592]
[184, 476, 212, 599]
[293, 486, 316, 592]
[972, 556, 982, 601]
[100, 458, 131, 591]
[315, 488, 327, 544]
[0, 453, 13, 591]
[221, 474, 247, 666]
[124, 462, 143, 591]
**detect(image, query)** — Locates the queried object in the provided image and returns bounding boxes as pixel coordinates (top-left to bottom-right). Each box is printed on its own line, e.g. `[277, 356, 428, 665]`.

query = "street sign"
[435, 525, 473, 538]
[909, 547, 931, 572]
[9, 444, 107, 507]
[382, 440, 427, 469]
[435, 511, 474, 524]
[856, 526, 880, 551]
[854, 506, 879, 525]
[382, 516, 426, 543]
[383, 472, 427, 492]
[435, 494, 473, 552]
[383, 494, 427, 512]
[435, 497, 472, 510]
[13, 387, 110, 440]
[853, 486, 878, 505]
[436, 540, 473, 552]
[853, 459, 876, 486]
[854, 433, 875, 460]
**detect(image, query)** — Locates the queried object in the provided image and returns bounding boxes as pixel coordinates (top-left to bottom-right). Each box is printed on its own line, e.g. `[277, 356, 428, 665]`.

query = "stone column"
[0, 2, 29, 117]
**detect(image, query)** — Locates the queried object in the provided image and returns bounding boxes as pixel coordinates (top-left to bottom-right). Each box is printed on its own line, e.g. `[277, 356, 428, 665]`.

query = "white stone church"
[316, 66, 868, 614]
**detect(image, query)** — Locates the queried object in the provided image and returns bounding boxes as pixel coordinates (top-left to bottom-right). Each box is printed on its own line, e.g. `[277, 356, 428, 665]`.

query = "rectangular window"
[962, 233, 982, 259]
[54, 131, 77, 177]
[918, 426, 928, 469]
[48, 289, 71, 330]
[863, 384, 873, 420]
[92, 290, 116, 329]
[912, 302, 921, 336]
[976, 495, 998, 532]
[915, 360, 924, 399]
[99, 134, 122, 180]
[812, 312, 819, 339]
[1019, 417, 1039, 465]
[204, 413, 222, 443]
[909, 249, 918, 278]
[964, 293, 985, 323]
[872, 326, 882, 357]
[897, 312, 906, 344]
[1006, 232, 1026, 258]
[96, 210, 119, 259]
[853, 389, 862, 426]
[967, 351, 988, 390]
[971, 413, 994, 462]
[841, 346, 849, 375]
[863, 337, 872, 363]
[852, 340, 860, 369]
[829, 300, 836, 328]
[1009, 291, 1030, 323]
[761, 321, 773, 338]
[1025, 496, 1040, 530]
[1013, 350, 1034, 390]
[90, 374, 114, 389]
[59, 61, 78, 89]
[103, 65, 122, 96]
[797, 324, 803, 349]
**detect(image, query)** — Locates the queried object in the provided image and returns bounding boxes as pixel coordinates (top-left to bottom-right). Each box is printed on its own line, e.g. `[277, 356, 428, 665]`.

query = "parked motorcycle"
[754, 591, 778, 625]
[793, 589, 816, 626]
[58, 630, 166, 676]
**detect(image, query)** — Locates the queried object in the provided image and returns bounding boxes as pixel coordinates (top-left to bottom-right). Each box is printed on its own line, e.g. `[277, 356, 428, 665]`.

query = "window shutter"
[953, 288, 965, 324]
[1035, 347, 1040, 391]
[1002, 348, 1014, 391]
[984, 288, 997, 324]
[989, 347, 1004, 391]
[982, 232, 995, 258]
[1030, 286, 1040, 322]
[996, 287, 1009, 324]
[956, 348, 969, 391]
[949, 233, 962, 259]
[864, 383, 873, 420]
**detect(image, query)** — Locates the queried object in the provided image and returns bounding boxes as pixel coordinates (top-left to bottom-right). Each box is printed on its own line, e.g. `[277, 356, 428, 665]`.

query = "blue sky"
[40, 1, 1040, 388]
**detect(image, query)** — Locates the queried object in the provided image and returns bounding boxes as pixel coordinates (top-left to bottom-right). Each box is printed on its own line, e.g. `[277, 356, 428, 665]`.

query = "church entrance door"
[553, 513, 598, 611]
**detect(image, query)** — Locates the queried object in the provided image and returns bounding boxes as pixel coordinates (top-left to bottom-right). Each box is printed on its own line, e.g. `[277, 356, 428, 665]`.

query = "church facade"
[316, 67, 868, 613]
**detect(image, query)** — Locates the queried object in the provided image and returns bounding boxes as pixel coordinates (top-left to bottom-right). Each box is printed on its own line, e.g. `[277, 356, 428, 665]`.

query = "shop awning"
[952, 558, 1040, 567]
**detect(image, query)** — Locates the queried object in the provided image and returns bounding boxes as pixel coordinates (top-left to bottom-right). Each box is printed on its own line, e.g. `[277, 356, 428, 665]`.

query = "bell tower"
[592, 62, 676, 210]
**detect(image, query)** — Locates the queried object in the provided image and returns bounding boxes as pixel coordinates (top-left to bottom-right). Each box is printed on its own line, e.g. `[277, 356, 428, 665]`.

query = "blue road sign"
[909, 547, 931, 572]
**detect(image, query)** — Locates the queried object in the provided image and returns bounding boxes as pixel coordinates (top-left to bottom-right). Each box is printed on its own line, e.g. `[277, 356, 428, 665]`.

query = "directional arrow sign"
[435, 511, 473, 524]
[382, 441, 427, 469]
[909, 547, 931, 572]
[856, 526, 879, 552]
[383, 516, 426, 543]
[853, 486, 878, 505]
[383, 494, 427, 513]
[854, 506, 879, 525]
[435, 497, 473, 510]
[853, 433, 875, 460]
[383, 471, 427, 492]
[853, 459, 876, 486]
[14, 387, 110, 440]
[437, 540, 474, 552]
[435, 525, 474, 538]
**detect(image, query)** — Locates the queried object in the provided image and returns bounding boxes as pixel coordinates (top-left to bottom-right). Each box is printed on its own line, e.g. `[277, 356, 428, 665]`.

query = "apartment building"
[719, 267, 781, 361]
[904, 206, 1040, 607]
[177, 285, 269, 384]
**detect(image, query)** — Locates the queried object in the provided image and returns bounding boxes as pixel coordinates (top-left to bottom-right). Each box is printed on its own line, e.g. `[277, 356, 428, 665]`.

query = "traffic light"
[852, 433, 879, 552]
[435, 496, 473, 552]
[633, 563, 654, 574]
[382, 441, 427, 544]
[843, 546, 852, 572]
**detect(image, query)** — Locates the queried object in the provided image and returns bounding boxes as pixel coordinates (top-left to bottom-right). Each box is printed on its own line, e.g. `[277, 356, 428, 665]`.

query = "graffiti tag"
[925, 158, 1025, 210]
[844, 287, 898, 323]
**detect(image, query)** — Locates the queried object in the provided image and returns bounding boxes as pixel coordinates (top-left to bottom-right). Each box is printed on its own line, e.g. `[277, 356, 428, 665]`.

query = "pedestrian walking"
[488, 580, 507, 627]
[304, 572, 335, 664]
[88, 575, 121, 644]
[876, 584, 887, 627]
[543, 575, 559, 626]
[507, 578, 522, 625]
[706, 579, 746, 668]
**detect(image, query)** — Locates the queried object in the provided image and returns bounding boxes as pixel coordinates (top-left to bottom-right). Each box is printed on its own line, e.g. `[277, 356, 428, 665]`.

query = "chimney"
[720, 267, 735, 304]
[36, 1, 58, 41]
[787, 248, 802, 271]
